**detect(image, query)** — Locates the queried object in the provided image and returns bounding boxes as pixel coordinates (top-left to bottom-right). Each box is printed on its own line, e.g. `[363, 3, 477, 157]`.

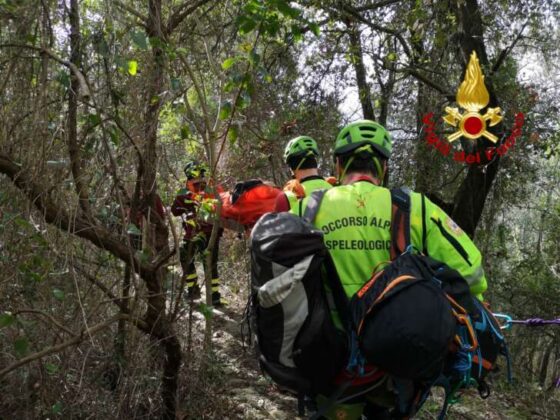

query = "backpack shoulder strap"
[302, 188, 328, 224]
[302, 188, 351, 324]
[390, 187, 411, 259]
[323, 253, 350, 324]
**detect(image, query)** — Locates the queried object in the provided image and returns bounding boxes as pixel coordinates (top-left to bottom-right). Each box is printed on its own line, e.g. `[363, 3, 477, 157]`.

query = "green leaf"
[180, 125, 191, 139]
[14, 217, 31, 229]
[291, 25, 303, 42]
[221, 57, 237, 70]
[249, 51, 260, 67]
[309, 22, 320, 37]
[228, 125, 239, 144]
[167, 50, 177, 61]
[276, 1, 300, 18]
[198, 303, 214, 319]
[236, 91, 251, 110]
[170, 77, 181, 91]
[237, 16, 257, 35]
[14, 337, 29, 357]
[264, 18, 280, 36]
[56, 71, 70, 88]
[131, 31, 148, 50]
[52, 288, 65, 301]
[109, 128, 120, 146]
[219, 101, 232, 120]
[128, 60, 138, 76]
[148, 36, 163, 49]
[52, 402, 63, 415]
[115, 55, 127, 71]
[46, 363, 59, 375]
[127, 224, 141, 235]
[86, 113, 101, 127]
[0, 313, 15, 329]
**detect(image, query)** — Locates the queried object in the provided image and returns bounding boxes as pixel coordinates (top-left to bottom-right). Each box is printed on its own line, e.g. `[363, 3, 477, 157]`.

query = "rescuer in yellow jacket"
[300, 120, 488, 419]
[274, 136, 333, 212]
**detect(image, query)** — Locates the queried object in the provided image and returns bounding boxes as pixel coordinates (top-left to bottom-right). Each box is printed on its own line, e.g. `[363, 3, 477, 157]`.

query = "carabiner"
[492, 313, 512, 330]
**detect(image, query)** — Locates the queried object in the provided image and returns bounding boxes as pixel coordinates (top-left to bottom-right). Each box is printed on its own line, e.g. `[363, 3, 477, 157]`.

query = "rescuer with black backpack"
[249, 120, 503, 419]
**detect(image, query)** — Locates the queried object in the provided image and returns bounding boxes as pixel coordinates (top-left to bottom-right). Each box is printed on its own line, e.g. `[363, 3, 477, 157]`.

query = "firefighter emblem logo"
[443, 51, 502, 143]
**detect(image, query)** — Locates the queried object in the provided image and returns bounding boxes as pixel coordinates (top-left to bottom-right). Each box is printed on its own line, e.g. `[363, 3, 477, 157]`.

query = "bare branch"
[0, 153, 153, 275]
[14, 309, 76, 336]
[337, 4, 413, 59]
[401, 67, 455, 101]
[0, 315, 135, 378]
[491, 19, 529, 74]
[113, 0, 148, 27]
[354, 0, 403, 12]
[166, 0, 212, 35]
[0, 43, 90, 98]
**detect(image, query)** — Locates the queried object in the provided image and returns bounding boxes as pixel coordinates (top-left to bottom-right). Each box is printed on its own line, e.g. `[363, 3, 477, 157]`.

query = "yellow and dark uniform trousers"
[180, 235, 223, 306]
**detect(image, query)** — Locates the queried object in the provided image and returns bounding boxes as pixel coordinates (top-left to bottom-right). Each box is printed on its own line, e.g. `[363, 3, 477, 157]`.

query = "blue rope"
[453, 348, 472, 376]
[346, 331, 365, 376]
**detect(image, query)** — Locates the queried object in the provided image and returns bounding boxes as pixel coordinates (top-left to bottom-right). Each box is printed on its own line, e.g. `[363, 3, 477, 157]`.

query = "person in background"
[171, 161, 225, 307]
[274, 136, 333, 213]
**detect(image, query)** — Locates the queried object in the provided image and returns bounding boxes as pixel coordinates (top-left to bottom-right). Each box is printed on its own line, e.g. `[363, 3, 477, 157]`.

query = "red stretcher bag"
[220, 180, 281, 228]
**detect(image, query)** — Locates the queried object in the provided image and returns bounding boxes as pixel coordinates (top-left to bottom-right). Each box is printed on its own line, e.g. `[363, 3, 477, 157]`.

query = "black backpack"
[249, 207, 348, 400]
[249, 187, 509, 419]
[347, 187, 510, 418]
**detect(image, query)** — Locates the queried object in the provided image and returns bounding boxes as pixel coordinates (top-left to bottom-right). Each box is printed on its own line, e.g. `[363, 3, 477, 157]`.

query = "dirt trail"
[182, 300, 301, 420]
[212, 307, 300, 419]
[208, 305, 558, 420]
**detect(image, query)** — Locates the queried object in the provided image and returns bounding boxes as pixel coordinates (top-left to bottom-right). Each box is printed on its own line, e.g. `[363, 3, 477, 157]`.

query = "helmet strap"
[372, 156, 384, 181]
[338, 155, 355, 182]
[294, 151, 313, 172]
[337, 154, 385, 184]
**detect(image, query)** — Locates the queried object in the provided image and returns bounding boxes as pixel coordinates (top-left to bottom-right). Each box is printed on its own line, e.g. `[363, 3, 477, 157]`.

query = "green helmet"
[334, 120, 392, 159]
[184, 160, 207, 179]
[283, 136, 319, 163]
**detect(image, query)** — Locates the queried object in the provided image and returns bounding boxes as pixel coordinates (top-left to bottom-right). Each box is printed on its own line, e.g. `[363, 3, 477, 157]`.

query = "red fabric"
[273, 192, 290, 212]
[334, 365, 386, 386]
[343, 173, 378, 185]
[220, 184, 282, 227]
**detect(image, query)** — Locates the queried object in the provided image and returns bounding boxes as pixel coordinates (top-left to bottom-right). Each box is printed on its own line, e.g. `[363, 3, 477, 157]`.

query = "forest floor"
[176, 239, 560, 420]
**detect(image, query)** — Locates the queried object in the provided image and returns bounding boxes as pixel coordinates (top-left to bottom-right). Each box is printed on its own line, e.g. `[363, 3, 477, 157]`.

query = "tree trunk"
[143, 2, 182, 418]
[449, 0, 504, 236]
[348, 24, 375, 120]
[67, 0, 90, 215]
